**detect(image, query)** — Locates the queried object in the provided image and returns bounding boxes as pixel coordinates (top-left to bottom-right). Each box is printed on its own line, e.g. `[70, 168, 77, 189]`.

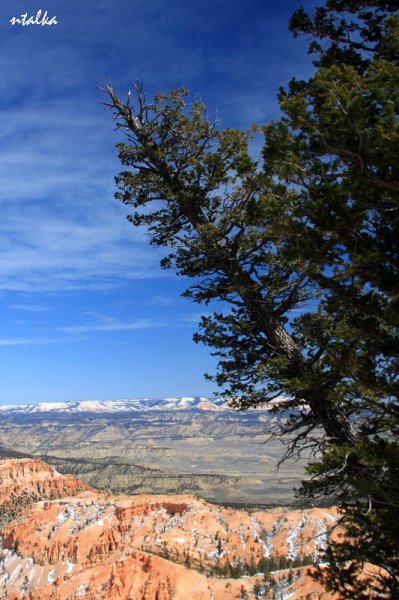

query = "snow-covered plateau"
[0, 397, 234, 414]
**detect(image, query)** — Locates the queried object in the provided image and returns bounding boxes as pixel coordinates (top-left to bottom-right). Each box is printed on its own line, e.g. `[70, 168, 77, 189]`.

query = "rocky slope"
[0, 459, 90, 529]
[0, 458, 339, 599]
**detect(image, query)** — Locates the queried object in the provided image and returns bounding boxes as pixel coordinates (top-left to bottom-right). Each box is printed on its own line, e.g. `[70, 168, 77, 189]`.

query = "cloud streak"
[0, 336, 63, 347]
[11, 302, 52, 312]
[59, 318, 165, 335]
[0, 100, 164, 293]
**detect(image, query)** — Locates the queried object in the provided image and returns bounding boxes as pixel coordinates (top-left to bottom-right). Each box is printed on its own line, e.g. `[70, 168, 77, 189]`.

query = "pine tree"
[104, 1, 398, 595]
[263, 2, 399, 596]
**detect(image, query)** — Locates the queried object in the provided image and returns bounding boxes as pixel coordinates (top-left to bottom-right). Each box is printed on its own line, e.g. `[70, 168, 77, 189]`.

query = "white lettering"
[10, 10, 58, 27]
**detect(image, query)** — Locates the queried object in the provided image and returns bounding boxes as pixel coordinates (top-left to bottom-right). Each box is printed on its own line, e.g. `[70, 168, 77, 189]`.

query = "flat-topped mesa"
[0, 458, 90, 509]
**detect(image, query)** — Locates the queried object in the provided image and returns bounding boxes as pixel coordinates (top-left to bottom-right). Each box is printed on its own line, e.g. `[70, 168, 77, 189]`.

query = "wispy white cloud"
[11, 302, 52, 312]
[149, 294, 179, 306]
[56, 311, 212, 336]
[0, 218, 160, 292]
[0, 112, 160, 299]
[0, 97, 164, 294]
[59, 317, 165, 335]
[0, 337, 61, 347]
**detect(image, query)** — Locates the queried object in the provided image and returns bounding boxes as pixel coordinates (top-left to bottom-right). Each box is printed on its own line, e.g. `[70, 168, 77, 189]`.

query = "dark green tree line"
[103, 1, 398, 596]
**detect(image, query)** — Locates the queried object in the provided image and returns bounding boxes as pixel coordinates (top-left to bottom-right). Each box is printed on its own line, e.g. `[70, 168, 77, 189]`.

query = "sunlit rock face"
[0, 459, 338, 599]
[0, 458, 90, 519]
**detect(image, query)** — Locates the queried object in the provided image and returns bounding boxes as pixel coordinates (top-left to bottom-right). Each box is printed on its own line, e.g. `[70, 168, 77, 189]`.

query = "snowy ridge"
[0, 397, 235, 414]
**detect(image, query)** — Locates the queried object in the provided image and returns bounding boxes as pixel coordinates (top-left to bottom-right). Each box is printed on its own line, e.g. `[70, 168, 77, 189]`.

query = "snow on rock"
[47, 568, 56, 584]
[0, 396, 249, 415]
[0, 458, 341, 599]
[286, 513, 307, 561]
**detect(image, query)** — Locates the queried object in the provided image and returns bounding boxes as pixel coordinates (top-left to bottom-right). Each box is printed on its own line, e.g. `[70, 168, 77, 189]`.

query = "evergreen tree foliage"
[265, 2, 399, 596]
[104, 1, 398, 596]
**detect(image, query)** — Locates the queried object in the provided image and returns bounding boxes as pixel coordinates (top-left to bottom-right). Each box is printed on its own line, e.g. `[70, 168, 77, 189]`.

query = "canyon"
[0, 457, 339, 599]
[0, 398, 308, 506]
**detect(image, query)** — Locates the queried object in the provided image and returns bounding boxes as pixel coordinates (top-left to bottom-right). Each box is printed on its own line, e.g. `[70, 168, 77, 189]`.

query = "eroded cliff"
[0, 458, 338, 599]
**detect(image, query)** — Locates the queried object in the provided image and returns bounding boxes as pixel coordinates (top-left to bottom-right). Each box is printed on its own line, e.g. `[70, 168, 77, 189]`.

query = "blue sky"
[0, 0, 316, 403]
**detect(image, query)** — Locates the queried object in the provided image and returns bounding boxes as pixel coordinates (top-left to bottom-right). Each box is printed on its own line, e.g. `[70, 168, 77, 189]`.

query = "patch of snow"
[7, 560, 22, 583]
[47, 567, 56, 584]
[251, 515, 272, 558]
[207, 549, 224, 559]
[77, 583, 89, 597]
[313, 521, 329, 562]
[37, 402, 70, 411]
[28, 565, 36, 582]
[238, 527, 246, 550]
[286, 514, 307, 561]
[66, 561, 76, 575]
[2, 552, 15, 567]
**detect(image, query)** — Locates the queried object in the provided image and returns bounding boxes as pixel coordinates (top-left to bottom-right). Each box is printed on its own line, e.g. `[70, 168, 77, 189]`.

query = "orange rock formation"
[0, 459, 339, 599]
[0, 459, 89, 508]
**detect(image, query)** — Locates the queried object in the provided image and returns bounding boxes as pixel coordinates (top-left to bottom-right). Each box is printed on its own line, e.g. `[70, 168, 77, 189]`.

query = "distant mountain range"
[0, 397, 237, 414]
